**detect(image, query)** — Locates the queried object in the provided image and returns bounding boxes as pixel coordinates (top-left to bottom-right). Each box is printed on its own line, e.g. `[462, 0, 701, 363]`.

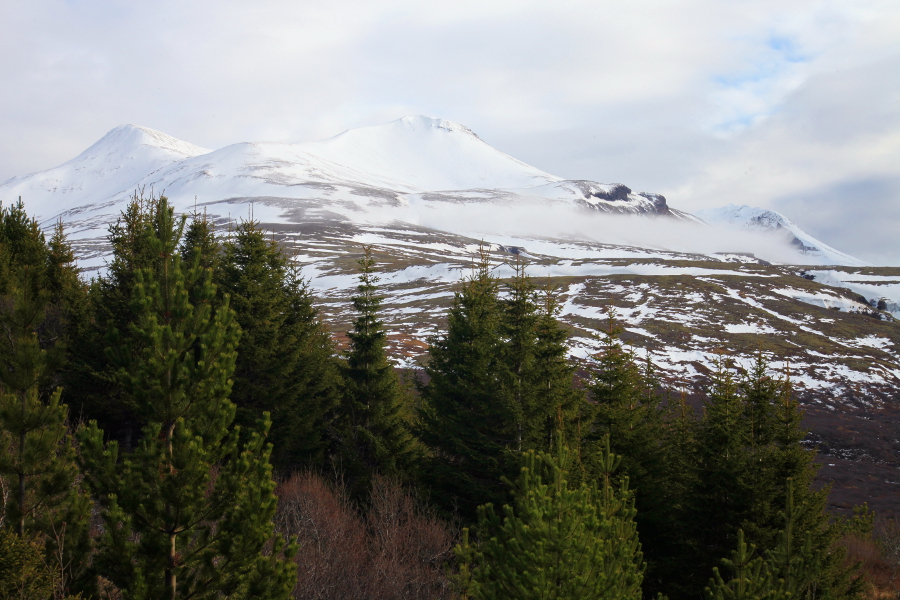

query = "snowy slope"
[0, 116, 674, 225]
[0, 124, 209, 214]
[694, 204, 868, 267]
[305, 116, 559, 191]
[0, 117, 863, 268]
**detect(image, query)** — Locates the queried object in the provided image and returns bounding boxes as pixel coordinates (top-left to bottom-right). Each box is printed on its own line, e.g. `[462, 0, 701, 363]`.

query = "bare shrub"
[366, 475, 456, 600]
[276, 472, 368, 600]
[275, 472, 457, 600]
[843, 519, 900, 599]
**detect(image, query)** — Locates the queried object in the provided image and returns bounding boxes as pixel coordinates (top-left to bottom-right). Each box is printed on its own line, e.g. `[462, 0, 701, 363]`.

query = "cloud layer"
[2, 0, 898, 263]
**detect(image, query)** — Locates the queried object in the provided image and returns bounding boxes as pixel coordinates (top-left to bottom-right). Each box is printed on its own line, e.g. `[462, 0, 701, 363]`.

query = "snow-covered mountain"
[694, 204, 868, 267]
[1, 116, 683, 227]
[0, 115, 862, 269]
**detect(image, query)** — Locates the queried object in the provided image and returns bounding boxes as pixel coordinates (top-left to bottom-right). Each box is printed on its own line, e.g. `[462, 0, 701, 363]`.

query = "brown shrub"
[275, 472, 456, 600]
[842, 519, 900, 600]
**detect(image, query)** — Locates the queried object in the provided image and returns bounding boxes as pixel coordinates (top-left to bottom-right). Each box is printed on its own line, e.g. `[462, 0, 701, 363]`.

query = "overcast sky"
[2, 0, 899, 263]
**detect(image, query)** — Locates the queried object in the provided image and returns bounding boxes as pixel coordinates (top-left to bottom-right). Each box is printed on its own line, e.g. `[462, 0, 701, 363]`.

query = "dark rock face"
[585, 182, 632, 201]
[566, 180, 672, 216]
[636, 192, 670, 214]
[791, 236, 819, 252]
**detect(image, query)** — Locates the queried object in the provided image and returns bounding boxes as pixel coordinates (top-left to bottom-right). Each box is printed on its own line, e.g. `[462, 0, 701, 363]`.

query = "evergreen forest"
[0, 194, 893, 600]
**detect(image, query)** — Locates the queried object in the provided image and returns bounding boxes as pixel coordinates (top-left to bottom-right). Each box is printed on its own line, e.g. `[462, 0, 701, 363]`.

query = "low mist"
[368, 197, 824, 266]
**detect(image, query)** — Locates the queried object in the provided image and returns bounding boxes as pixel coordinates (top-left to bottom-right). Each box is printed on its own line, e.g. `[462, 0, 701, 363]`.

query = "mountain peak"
[74, 124, 210, 163]
[394, 115, 480, 138]
[308, 116, 557, 191]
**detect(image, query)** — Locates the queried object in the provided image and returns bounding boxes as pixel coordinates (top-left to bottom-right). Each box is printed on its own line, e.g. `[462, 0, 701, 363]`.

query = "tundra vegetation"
[0, 193, 897, 600]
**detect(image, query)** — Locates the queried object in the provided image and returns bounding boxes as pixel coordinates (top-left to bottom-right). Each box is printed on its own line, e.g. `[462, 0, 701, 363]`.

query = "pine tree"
[0, 269, 91, 596]
[456, 434, 645, 600]
[217, 219, 340, 471]
[418, 250, 509, 519]
[337, 246, 417, 497]
[77, 199, 296, 600]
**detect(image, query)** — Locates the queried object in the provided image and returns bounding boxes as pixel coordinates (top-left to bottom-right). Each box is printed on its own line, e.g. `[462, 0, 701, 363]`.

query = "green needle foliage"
[679, 354, 861, 600]
[0, 528, 53, 600]
[217, 218, 341, 472]
[420, 251, 582, 520]
[457, 434, 645, 600]
[77, 199, 296, 600]
[498, 261, 583, 456]
[66, 192, 167, 448]
[418, 251, 509, 519]
[584, 308, 669, 592]
[705, 481, 821, 600]
[0, 269, 92, 596]
[337, 246, 417, 497]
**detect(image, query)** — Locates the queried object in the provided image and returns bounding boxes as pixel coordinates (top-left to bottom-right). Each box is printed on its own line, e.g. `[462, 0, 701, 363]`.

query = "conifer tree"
[0, 269, 92, 596]
[456, 435, 644, 600]
[584, 308, 670, 590]
[418, 250, 509, 519]
[77, 199, 296, 600]
[497, 263, 582, 456]
[683, 354, 752, 592]
[531, 283, 584, 452]
[0, 528, 53, 600]
[678, 355, 862, 600]
[0, 199, 49, 296]
[217, 219, 340, 471]
[66, 192, 166, 447]
[705, 481, 821, 600]
[337, 246, 417, 496]
[420, 252, 582, 519]
[180, 209, 222, 275]
[497, 260, 541, 454]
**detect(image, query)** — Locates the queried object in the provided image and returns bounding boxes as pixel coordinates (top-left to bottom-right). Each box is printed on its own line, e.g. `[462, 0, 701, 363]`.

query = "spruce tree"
[180, 209, 222, 275]
[0, 269, 92, 596]
[337, 246, 417, 496]
[420, 252, 582, 520]
[77, 199, 296, 600]
[456, 435, 645, 600]
[705, 481, 821, 600]
[497, 263, 582, 456]
[677, 355, 862, 600]
[65, 192, 166, 447]
[683, 354, 751, 593]
[0, 528, 53, 600]
[497, 260, 541, 454]
[418, 251, 509, 519]
[0, 199, 49, 296]
[532, 283, 584, 453]
[217, 219, 340, 471]
[584, 308, 670, 591]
